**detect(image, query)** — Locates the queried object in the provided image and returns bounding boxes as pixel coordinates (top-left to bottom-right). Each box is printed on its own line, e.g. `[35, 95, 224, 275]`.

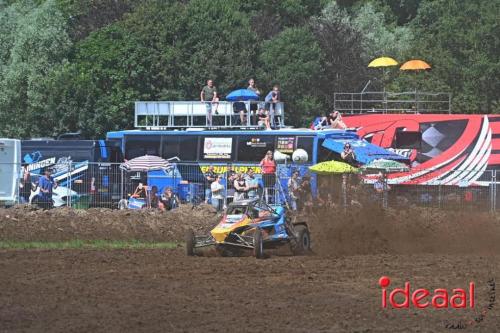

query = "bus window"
[296, 136, 314, 161]
[237, 136, 275, 162]
[179, 136, 198, 161]
[124, 135, 161, 159]
[317, 139, 338, 162]
[162, 136, 199, 161]
[162, 136, 179, 160]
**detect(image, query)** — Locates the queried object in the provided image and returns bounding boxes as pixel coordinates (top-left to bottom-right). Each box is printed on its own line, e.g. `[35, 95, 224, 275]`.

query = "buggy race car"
[186, 198, 311, 259]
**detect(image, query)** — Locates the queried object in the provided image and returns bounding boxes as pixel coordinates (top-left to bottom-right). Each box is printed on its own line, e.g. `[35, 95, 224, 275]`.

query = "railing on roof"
[135, 101, 285, 129]
[334, 90, 451, 114]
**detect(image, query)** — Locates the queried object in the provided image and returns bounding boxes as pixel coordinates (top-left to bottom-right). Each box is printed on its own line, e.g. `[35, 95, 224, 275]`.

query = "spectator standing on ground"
[287, 170, 300, 211]
[210, 175, 225, 211]
[200, 79, 219, 126]
[260, 150, 276, 203]
[204, 165, 217, 204]
[37, 169, 57, 209]
[247, 78, 261, 124]
[265, 85, 281, 128]
[225, 164, 237, 204]
[374, 173, 390, 193]
[245, 168, 259, 199]
[233, 172, 248, 202]
[374, 172, 390, 208]
[298, 175, 313, 213]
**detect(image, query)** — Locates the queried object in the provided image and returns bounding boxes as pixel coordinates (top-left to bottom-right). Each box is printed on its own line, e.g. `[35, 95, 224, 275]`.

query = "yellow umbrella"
[368, 57, 398, 68]
[400, 59, 431, 71]
[309, 160, 358, 175]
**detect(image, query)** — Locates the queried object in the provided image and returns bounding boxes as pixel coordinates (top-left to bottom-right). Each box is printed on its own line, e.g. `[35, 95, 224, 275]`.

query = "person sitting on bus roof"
[257, 108, 271, 130]
[329, 111, 347, 129]
[233, 102, 247, 126]
[314, 116, 329, 130]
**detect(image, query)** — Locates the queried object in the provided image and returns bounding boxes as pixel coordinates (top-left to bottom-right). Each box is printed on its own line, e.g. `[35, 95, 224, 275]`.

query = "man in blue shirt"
[37, 169, 57, 208]
[265, 85, 281, 128]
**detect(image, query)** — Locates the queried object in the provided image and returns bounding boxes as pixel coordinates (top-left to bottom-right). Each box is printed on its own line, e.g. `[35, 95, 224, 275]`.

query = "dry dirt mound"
[0, 204, 220, 242]
[2, 204, 500, 257]
[309, 204, 500, 256]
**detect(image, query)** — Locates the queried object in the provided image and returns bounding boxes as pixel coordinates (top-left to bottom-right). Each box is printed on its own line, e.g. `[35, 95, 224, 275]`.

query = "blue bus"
[107, 127, 406, 203]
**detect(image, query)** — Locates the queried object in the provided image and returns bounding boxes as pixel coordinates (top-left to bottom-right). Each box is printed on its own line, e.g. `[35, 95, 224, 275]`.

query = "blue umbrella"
[226, 89, 259, 101]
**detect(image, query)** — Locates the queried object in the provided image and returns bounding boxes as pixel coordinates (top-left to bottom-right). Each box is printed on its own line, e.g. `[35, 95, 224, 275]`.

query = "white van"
[0, 139, 21, 206]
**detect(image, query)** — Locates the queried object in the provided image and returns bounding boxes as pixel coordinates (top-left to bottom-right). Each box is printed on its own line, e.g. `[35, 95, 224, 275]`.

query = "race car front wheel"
[291, 225, 311, 255]
[253, 229, 264, 259]
[186, 229, 195, 256]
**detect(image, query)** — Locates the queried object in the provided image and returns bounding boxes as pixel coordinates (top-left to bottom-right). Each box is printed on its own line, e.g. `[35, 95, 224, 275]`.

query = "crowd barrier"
[0, 162, 498, 212]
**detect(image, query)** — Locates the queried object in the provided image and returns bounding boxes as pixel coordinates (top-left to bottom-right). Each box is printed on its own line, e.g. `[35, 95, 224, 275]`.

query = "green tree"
[310, 2, 368, 107]
[0, 0, 72, 138]
[259, 27, 323, 125]
[403, 0, 500, 113]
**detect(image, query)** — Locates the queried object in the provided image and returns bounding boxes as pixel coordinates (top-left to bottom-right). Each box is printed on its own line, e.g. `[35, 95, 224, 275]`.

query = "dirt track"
[1, 205, 500, 332]
[1, 249, 499, 332]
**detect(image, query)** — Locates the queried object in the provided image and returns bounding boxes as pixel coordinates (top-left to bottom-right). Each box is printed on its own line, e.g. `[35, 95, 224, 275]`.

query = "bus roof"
[106, 128, 356, 138]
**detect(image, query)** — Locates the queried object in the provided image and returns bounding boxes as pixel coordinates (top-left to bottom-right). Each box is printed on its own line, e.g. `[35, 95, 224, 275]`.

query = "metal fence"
[333, 91, 451, 114]
[1, 162, 499, 212]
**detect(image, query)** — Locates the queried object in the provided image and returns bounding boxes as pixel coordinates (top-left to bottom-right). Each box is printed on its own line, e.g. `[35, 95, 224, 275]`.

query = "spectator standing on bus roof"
[225, 164, 237, 204]
[265, 85, 280, 128]
[233, 171, 248, 202]
[245, 168, 259, 199]
[210, 175, 225, 211]
[200, 79, 219, 126]
[204, 165, 217, 204]
[37, 169, 57, 209]
[247, 78, 261, 124]
[287, 170, 300, 211]
[260, 150, 276, 203]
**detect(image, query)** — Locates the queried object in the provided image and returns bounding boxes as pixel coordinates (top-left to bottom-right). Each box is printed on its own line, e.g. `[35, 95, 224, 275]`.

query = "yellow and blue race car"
[186, 198, 310, 259]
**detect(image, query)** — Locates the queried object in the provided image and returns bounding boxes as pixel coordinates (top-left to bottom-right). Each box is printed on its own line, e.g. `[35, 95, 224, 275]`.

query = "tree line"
[0, 0, 498, 139]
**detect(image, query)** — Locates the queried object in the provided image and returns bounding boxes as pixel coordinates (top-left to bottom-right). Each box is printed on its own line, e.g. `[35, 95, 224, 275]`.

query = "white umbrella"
[120, 155, 170, 172]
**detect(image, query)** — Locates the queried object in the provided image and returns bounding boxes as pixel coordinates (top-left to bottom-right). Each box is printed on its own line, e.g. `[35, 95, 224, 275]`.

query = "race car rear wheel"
[253, 228, 264, 259]
[186, 229, 195, 256]
[291, 225, 310, 255]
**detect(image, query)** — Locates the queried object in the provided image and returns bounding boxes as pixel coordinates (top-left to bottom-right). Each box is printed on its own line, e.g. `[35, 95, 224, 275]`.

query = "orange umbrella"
[400, 59, 431, 71]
